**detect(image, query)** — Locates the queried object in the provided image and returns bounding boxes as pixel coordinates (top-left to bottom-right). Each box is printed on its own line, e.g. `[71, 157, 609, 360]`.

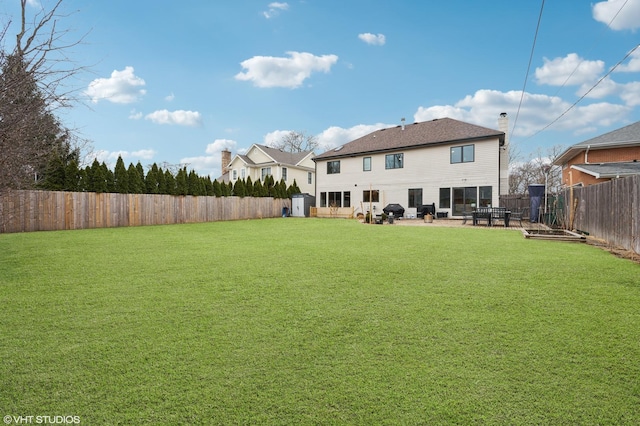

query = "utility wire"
[526, 43, 640, 140]
[549, 0, 630, 99]
[518, 0, 631, 145]
[511, 0, 545, 140]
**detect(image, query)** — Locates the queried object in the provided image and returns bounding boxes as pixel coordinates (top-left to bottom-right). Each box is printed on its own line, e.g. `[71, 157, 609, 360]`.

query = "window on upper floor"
[363, 157, 371, 171]
[385, 153, 403, 169]
[451, 144, 475, 164]
[327, 161, 340, 174]
[308, 172, 312, 184]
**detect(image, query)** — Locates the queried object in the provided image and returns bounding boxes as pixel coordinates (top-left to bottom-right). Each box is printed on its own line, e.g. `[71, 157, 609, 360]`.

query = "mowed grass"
[1, 218, 639, 424]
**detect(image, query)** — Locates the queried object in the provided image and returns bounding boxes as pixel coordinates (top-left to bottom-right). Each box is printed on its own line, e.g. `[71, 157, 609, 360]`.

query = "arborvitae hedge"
[38, 155, 300, 198]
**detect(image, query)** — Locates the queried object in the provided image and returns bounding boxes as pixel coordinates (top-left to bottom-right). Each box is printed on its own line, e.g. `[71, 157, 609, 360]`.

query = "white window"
[261, 167, 272, 181]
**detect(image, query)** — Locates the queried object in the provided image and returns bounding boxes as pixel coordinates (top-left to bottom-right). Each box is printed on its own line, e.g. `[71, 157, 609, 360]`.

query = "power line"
[516, 0, 631, 145]
[511, 0, 545, 140]
[526, 43, 640, 140]
[549, 0, 630, 99]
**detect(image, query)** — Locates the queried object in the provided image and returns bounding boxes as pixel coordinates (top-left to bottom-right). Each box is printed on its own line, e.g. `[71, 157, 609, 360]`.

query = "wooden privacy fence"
[499, 195, 531, 218]
[0, 191, 291, 233]
[563, 175, 639, 255]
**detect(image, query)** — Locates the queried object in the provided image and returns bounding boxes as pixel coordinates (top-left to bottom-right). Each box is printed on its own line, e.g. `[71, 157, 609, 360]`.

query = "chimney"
[498, 113, 509, 196]
[498, 112, 509, 145]
[221, 149, 231, 175]
[401, 117, 406, 130]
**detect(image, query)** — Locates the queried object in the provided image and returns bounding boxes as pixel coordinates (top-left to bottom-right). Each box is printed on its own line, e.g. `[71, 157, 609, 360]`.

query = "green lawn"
[1, 218, 639, 424]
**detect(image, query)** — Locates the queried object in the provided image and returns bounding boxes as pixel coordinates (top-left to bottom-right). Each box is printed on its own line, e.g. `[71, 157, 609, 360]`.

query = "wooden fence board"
[563, 175, 639, 254]
[0, 191, 291, 234]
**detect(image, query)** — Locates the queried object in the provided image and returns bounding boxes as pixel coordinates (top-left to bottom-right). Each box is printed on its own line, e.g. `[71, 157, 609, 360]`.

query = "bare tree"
[509, 145, 564, 195]
[0, 0, 89, 194]
[271, 131, 319, 153]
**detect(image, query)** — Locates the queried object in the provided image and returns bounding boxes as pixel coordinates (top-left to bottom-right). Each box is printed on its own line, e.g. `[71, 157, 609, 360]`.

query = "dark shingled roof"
[572, 121, 640, 148]
[313, 118, 504, 161]
[571, 161, 640, 179]
[555, 121, 640, 165]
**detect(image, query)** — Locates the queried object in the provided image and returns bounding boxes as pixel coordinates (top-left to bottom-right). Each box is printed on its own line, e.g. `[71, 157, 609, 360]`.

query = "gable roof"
[227, 144, 314, 173]
[254, 144, 314, 166]
[555, 121, 640, 165]
[313, 118, 504, 161]
[570, 161, 640, 179]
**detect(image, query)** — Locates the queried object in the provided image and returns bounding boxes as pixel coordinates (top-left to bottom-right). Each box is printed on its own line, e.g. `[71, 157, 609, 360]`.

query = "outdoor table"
[472, 208, 511, 227]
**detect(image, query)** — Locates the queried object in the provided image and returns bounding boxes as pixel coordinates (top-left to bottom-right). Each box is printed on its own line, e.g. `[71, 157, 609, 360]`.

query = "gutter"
[313, 134, 503, 161]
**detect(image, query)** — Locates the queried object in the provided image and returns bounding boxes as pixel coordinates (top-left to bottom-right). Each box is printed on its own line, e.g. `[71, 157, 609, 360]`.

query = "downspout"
[584, 145, 590, 164]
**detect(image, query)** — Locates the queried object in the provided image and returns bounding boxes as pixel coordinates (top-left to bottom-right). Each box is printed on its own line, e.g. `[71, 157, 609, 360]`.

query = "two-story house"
[221, 144, 316, 195]
[313, 116, 509, 218]
[553, 120, 640, 187]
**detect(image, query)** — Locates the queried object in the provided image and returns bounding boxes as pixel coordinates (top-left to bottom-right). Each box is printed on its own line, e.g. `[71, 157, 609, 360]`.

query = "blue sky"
[3, 0, 640, 177]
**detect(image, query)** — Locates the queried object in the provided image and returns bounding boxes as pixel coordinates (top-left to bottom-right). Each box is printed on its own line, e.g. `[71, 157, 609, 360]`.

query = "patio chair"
[509, 209, 524, 227]
[461, 210, 473, 225]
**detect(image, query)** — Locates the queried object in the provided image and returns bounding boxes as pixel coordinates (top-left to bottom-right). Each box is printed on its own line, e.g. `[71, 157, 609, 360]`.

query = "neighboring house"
[220, 144, 316, 195]
[313, 116, 509, 218]
[554, 121, 640, 187]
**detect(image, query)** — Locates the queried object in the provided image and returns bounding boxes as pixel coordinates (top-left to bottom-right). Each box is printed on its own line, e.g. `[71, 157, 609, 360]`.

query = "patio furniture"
[472, 207, 511, 227]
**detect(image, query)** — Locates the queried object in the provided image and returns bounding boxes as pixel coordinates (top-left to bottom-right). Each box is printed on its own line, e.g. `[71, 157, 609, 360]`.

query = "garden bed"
[522, 228, 586, 242]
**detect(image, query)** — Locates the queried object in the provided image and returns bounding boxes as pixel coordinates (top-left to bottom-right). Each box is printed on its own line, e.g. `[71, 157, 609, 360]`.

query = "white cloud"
[263, 2, 289, 18]
[316, 123, 390, 150]
[616, 47, 640, 72]
[235, 51, 339, 88]
[129, 110, 143, 120]
[263, 129, 292, 147]
[205, 139, 237, 154]
[577, 76, 620, 99]
[87, 149, 157, 167]
[181, 139, 237, 177]
[131, 149, 157, 160]
[145, 110, 202, 126]
[85, 66, 146, 104]
[592, 0, 640, 30]
[414, 89, 630, 139]
[358, 33, 386, 46]
[165, 93, 175, 102]
[535, 53, 605, 86]
[619, 81, 640, 106]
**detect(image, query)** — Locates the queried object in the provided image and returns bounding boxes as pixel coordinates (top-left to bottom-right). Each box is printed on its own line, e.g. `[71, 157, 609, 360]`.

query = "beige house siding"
[227, 146, 315, 195]
[315, 138, 501, 218]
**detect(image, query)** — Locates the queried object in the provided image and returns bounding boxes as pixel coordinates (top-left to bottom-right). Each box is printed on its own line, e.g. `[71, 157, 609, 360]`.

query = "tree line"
[38, 155, 301, 198]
